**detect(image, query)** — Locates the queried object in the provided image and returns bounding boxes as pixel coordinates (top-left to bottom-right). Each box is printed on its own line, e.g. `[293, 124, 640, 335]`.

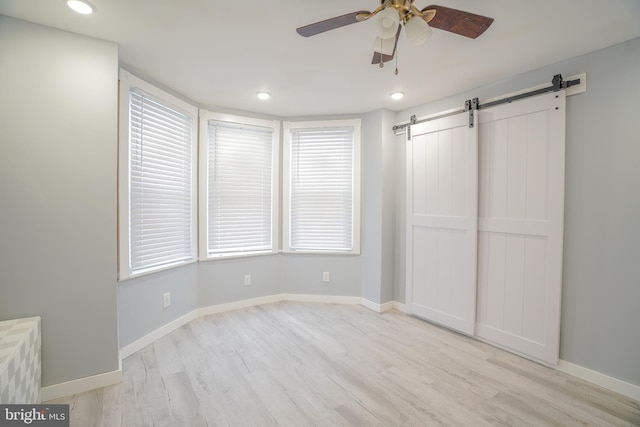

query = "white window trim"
[198, 110, 280, 260]
[118, 69, 198, 280]
[282, 119, 361, 255]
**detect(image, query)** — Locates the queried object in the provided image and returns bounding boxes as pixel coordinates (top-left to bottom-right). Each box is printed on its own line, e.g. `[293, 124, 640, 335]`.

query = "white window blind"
[127, 87, 195, 275]
[285, 121, 361, 253]
[205, 119, 275, 256]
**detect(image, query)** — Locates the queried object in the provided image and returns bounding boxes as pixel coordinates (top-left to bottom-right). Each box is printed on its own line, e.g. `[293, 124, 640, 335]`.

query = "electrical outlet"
[163, 292, 171, 308]
[244, 274, 251, 286]
[323, 272, 330, 283]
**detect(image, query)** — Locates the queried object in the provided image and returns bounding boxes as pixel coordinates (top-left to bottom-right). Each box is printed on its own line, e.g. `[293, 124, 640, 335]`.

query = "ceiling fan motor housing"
[386, 0, 418, 24]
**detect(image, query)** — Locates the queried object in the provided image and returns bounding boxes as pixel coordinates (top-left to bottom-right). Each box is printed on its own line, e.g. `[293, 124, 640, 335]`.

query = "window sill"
[118, 259, 197, 282]
[201, 250, 278, 261]
[282, 249, 360, 256]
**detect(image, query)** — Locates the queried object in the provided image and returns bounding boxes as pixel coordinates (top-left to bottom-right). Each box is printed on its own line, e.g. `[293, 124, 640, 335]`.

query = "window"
[283, 119, 361, 254]
[199, 112, 279, 258]
[118, 70, 198, 279]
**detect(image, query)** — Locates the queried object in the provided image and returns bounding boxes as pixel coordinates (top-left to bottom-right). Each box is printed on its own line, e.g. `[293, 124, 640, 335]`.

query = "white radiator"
[0, 317, 41, 403]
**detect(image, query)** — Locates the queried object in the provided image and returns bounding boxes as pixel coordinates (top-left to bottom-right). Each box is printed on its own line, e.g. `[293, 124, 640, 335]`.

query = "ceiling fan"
[296, 1, 494, 66]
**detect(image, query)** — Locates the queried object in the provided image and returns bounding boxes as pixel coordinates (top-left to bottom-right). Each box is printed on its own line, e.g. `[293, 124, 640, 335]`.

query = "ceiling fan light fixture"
[256, 92, 271, 100]
[373, 36, 396, 56]
[390, 92, 404, 100]
[376, 7, 400, 39]
[67, 0, 94, 15]
[404, 16, 432, 47]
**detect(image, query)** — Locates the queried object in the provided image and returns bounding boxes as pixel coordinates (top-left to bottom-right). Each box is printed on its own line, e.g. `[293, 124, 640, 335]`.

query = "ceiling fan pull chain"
[379, 38, 384, 68]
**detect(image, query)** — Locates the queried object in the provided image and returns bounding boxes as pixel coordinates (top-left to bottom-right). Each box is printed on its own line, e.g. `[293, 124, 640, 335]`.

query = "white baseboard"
[198, 293, 362, 316]
[41, 369, 122, 402]
[379, 301, 395, 312]
[283, 293, 362, 305]
[120, 309, 198, 359]
[360, 298, 395, 313]
[557, 360, 640, 401]
[198, 294, 283, 317]
[198, 294, 393, 316]
[393, 301, 408, 313]
[281, 294, 395, 313]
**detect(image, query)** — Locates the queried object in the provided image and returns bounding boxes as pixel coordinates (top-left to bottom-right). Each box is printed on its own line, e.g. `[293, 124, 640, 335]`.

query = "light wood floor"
[48, 302, 639, 426]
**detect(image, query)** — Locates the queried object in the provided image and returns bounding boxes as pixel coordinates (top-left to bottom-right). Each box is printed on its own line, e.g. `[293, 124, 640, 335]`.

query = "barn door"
[406, 111, 478, 335]
[475, 91, 566, 365]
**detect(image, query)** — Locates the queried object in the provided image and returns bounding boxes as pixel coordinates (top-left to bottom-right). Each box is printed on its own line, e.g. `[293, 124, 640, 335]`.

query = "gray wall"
[281, 254, 361, 297]
[199, 255, 282, 307]
[559, 39, 639, 387]
[379, 110, 396, 304]
[361, 109, 396, 304]
[198, 253, 363, 308]
[0, 16, 120, 386]
[394, 37, 640, 387]
[118, 264, 198, 348]
[361, 110, 384, 303]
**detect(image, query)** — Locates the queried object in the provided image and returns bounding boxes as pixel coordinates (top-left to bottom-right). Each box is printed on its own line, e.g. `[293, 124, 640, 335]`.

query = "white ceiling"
[2, 1, 639, 117]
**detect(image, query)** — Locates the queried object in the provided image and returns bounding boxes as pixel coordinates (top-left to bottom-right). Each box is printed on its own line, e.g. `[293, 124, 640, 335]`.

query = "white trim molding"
[41, 369, 122, 402]
[120, 310, 199, 359]
[283, 294, 362, 306]
[198, 294, 283, 317]
[199, 294, 366, 317]
[282, 119, 362, 255]
[198, 110, 281, 261]
[557, 360, 640, 401]
[360, 299, 395, 313]
[393, 301, 409, 313]
[118, 69, 199, 282]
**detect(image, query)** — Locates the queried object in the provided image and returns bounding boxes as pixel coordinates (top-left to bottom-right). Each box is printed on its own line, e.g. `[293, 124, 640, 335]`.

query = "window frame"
[198, 111, 280, 260]
[282, 119, 361, 255]
[118, 69, 198, 280]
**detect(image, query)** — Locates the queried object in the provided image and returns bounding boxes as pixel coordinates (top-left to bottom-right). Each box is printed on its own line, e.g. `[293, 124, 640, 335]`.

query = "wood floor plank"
[47, 302, 640, 426]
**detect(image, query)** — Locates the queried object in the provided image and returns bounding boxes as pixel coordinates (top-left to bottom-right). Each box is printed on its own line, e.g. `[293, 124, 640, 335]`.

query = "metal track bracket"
[407, 115, 416, 140]
[466, 98, 479, 128]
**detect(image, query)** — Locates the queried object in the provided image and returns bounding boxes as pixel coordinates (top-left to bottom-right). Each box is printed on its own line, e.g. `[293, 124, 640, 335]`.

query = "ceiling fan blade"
[296, 11, 370, 37]
[371, 26, 401, 64]
[423, 5, 494, 39]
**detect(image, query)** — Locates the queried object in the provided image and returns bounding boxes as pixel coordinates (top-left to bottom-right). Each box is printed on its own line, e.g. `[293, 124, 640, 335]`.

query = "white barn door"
[405, 91, 566, 365]
[406, 112, 478, 335]
[475, 91, 566, 365]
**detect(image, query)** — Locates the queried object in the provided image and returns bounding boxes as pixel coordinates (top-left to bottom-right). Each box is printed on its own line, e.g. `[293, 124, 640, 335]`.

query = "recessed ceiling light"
[256, 92, 271, 100]
[390, 92, 404, 100]
[67, 0, 94, 15]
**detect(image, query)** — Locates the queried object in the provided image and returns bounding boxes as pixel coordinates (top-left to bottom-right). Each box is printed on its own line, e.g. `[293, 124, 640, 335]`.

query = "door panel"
[475, 91, 565, 365]
[406, 112, 478, 335]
